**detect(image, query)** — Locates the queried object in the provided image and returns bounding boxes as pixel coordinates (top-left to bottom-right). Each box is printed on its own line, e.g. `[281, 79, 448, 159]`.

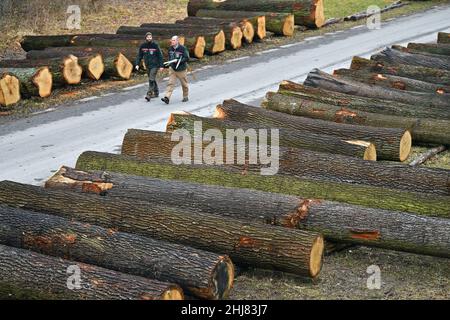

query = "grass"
[324, 0, 397, 19]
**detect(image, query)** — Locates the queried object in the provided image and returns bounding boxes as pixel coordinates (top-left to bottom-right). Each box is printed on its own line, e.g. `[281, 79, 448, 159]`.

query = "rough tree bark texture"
[0, 67, 52, 98]
[438, 32, 450, 44]
[407, 43, 450, 57]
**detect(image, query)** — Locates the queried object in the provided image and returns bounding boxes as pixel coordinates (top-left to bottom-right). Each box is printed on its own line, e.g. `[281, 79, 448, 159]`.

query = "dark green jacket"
[135, 41, 164, 69]
[167, 45, 190, 72]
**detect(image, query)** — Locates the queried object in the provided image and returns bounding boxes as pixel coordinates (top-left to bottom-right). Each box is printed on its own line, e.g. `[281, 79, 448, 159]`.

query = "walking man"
[135, 32, 164, 101]
[161, 36, 190, 104]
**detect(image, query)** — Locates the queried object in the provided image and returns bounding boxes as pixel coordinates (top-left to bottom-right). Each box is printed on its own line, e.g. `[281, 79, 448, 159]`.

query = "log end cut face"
[159, 285, 184, 300]
[399, 130, 412, 162]
[309, 235, 324, 278]
[346, 140, 377, 161]
[63, 55, 83, 85]
[194, 36, 206, 59]
[283, 14, 295, 36]
[87, 54, 105, 80]
[230, 27, 243, 50]
[213, 30, 226, 54]
[0, 74, 21, 106]
[313, 0, 325, 28]
[33, 67, 53, 98]
[116, 53, 133, 80]
[257, 16, 267, 40]
[242, 21, 255, 43]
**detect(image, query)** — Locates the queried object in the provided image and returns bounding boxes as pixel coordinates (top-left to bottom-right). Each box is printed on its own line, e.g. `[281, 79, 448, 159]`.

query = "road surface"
[1, 5, 450, 185]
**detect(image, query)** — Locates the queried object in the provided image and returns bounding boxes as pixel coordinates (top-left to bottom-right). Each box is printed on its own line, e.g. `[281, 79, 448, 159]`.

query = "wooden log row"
[392, 44, 450, 61]
[0, 67, 52, 99]
[187, 0, 325, 28]
[0, 205, 233, 300]
[263, 91, 450, 146]
[215, 99, 412, 161]
[0, 73, 20, 107]
[0, 181, 324, 278]
[44, 167, 450, 258]
[0, 243, 183, 300]
[74, 151, 450, 218]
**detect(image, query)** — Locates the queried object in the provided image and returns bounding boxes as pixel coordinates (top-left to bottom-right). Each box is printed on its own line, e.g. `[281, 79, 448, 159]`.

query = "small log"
[407, 43, 450, 57]
[409, 146, 447, 167]
[0, 67, 52, 98]
[0, 73, 21, 106]
[438, 32, 450, 44]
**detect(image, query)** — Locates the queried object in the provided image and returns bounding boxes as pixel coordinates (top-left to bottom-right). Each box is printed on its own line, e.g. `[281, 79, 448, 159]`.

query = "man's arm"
[181, 46, 190, 63]
[156, 44, 164, 68]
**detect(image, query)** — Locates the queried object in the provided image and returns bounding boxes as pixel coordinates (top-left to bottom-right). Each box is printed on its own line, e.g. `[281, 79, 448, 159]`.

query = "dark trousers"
[147, 68, 159, 96]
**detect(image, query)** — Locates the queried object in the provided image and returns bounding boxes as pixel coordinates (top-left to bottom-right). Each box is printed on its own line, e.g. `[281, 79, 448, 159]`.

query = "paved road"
[1, 6, 450, 185]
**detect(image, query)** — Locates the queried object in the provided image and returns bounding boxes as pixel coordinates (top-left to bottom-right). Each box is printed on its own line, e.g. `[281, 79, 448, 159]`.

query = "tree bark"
[102, 53, 133, 80]
[45, 167, 450, 258]
[263, 91, 450, 146]
[73, 151, 450, 218]
[304, 69, 450, 108]
[438, 32, 450, 44]
[0, 73, 20, 107]
[216, 99, 412, 161]
[409, 146, 447, 167]
[0, 56, 82, 86]
[407, 43, 450, 57]
[0, 181, 324, 278]
[0, 67, 52, 99]
[372, 47, 450, 71]
[392, 44, 450, 60]
[196, 10, 294, 37]
[278, 80, 450, 120]
[333, 68, 449, 94]
[0, 243, 183, 300]
[351, 56, 450, 86]
[187, 0, 325, 28]
[0, 205, 233, 300]
[166, 112, 377, 160]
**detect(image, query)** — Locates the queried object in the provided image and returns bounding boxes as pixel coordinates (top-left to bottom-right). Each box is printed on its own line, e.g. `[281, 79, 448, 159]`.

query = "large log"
[196, 9, 294, 37]
[351, 56, 450, 86]
[45, 167, 450, 258]
[407, 43, 450, 57]
[278, 80, 450, 120]
[102, 53, 133, 80]
[438, 32, 450, 44]
[0, 243, 183, 300]
[73, 54, 104, 80]
[304, 69, 450, 108]
[0, 56, 82, 86]
[0, 205, 233, 300]
[392, 44, 450, 61]
[122, 129, 447, 195]
[0, 181, 324, 278]
[187, 0, 325, 28]
[74, 151, 450, 218]
[0, 73, 21, 106]
[333, 68, 449, 94]
[215, 99, 412, 161]
[166, 112, 377, 160]
[372, 47, 450, 71]
[263, 91, 450, 146]
[0, 67, 52, 99]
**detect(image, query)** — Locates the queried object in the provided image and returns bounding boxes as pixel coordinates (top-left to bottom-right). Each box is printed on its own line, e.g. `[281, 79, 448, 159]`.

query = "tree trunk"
[122, 129, 447, 195]
[392, 44, 450, 60]
[73, 54, 104, 80]
[102, 53, 133, 80]
[187, 0, 325, 28]
[73, 151, 450, 218]
[196, 10, 294, 37]
[351, 56, 450, 86]
[0, 205, 233, 300]
[0, 67, 51, 99]
[0, 244, 183, 300]
[304, 69, 450, 108]
[0, 181, 324, 278]
[0, 73, 20, 107]
[45, 167, 450, 258]
[166, 112, 377, 160]
[333, 68, 449, 94]
[263, 91, 450, 146]
[0, 56, 82, 86]
[278, 80, 450, 120]
[407, 43, 450, 57]
[438, 32, 450, 44]
[409, 146, 446, 167]
[372, 47, 450, 71]
[216, 99, 412, 161]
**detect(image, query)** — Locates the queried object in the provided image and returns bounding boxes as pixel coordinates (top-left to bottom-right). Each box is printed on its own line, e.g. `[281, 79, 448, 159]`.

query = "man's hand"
[159, 68, 164, 72]
[135, 65, 140, 71]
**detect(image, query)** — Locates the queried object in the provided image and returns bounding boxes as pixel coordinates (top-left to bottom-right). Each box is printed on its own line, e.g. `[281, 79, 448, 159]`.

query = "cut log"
[187, 0, 325, 28]
[0, 181, 324, 278]
[263, 92, 450, 146]
[45, 167, 450, 258]
[438, 32, 450, 44]
[74, 151, 450, 218]
[122, 129, 447, 195]
[166, 112, 377, 160]
[392, 44, 450, 60]
[333, 68, 449, 94]
[0, 56, 82, 86]
[0, 67, 52, 98]
[0, 243, 183, 300]
[102, 53, 133, 80]
[0, 73, 21, 106]
[304, 69, 450, 108]
[407, 43, 450, 57]
[216, 99, 411, 161]
[409, 146, 447, 167]
[278, 80, 450, 120]
[351, 56, 450, 85]
[0, 205, 233, 300]
[196, 10, 293, 37]
[73, 54, 104, 80]
[372, 47, 450, 71]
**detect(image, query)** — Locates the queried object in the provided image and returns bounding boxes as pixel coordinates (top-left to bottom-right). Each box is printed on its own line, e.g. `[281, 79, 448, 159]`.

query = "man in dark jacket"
[135, 32, 164, 101]
[161, 36, 190, 104]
